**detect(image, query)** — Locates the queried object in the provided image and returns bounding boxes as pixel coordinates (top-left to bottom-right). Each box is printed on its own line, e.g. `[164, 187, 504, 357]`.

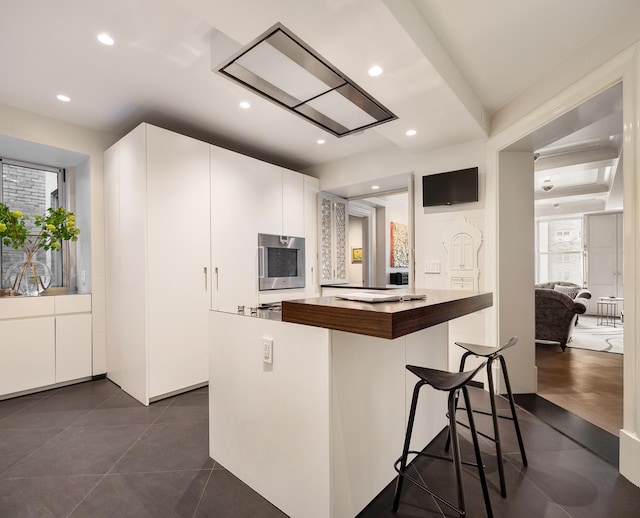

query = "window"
[536, 217, 584, 285]
[1, 159, 69, 289]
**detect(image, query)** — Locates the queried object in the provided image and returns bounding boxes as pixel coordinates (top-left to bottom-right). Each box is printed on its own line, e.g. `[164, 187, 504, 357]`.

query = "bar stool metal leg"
[486, 356, 506, 497]
[462, 385, 493, 518]
[392, 380, 424, 512]
[448, 389, 466, 514]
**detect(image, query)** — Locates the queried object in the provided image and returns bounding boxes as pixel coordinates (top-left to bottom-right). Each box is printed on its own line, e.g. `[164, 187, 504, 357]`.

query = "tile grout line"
[191, 465, 216, 518]
[0, 389, 120, 479]
[64, 394, 178, 517]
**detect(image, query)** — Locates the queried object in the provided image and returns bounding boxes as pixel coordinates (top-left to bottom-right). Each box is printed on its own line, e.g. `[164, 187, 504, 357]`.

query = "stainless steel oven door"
[258, 234, 306, 290]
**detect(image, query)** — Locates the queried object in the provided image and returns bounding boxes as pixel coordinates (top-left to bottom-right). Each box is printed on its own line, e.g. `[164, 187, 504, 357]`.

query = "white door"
[146, 125, 211, 398]
[587, 212, 622, 314]
[210, 145, 260, 310]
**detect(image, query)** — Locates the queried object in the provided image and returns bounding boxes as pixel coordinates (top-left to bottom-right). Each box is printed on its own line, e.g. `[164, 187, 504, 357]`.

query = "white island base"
[209, 310, 449, 518]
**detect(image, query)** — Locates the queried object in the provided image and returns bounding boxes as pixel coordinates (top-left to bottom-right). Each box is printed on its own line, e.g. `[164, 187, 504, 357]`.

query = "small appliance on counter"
[237, 302, 282, 321]
[258, 233, 305, 291]
[390, 272, 409, 285]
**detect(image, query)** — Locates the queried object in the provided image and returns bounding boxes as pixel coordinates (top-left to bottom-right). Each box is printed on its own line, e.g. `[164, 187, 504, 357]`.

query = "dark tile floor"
[1, 379, 639, 517]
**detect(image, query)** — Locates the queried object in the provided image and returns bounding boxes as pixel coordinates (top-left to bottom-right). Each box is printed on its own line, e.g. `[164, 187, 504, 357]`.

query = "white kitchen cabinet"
[105, 123, 210, 405]
[55, 294, 92, 383]
[304, 175, 320, 297]
[318, 192, 348, 285]
[210, 145, 260, 311]
[56, 314, 92, 383]
[256, 164, 305, 238]
[256, 160, 285, 236]
[210, 146, 317, 308]
[283, 169, 305, 237]
[0, 294, 92, 398]
[0, 317, 55, 396]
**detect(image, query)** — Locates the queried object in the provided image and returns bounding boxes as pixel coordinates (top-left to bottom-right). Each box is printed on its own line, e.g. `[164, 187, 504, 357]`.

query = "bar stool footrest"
[394, 453, 467, 516]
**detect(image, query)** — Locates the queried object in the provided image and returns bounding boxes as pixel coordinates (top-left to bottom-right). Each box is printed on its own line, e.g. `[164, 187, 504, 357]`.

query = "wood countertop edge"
[282, 292, 493, 339]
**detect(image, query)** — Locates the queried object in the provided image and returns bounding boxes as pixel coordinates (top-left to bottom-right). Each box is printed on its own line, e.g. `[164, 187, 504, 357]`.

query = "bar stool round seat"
[448, 336, 528, 498]
[392, 361, 493, 518]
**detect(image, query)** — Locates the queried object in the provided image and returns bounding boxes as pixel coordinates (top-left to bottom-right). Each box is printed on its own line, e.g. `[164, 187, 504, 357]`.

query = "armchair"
[535, 288, 589, 351]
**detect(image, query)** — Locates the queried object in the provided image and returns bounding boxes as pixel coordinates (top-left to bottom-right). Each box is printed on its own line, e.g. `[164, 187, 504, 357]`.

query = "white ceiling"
[0, 0, 635, 179]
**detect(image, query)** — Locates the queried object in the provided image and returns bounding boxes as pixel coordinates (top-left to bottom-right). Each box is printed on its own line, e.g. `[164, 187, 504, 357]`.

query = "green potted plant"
[0, 203, 80, 295]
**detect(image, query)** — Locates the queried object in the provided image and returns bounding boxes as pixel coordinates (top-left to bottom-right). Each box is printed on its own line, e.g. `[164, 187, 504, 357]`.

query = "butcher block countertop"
[281, 289, 493, 339]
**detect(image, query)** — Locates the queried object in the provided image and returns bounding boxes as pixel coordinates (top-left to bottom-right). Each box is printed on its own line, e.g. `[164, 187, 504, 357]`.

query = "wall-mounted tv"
[422, 167, 478, 207]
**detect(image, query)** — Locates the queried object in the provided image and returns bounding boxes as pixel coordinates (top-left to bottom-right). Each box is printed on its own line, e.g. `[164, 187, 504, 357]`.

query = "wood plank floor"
[536, 343, 623, 436]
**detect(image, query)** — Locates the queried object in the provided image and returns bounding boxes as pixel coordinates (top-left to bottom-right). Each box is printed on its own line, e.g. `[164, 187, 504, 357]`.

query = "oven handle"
[258, 246, 266, 278]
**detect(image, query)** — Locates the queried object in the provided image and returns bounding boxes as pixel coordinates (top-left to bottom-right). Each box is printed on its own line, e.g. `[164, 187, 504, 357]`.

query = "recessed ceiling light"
[406, 129, 417, 136]
[97, 33, 114, 46]
[239, 101, 251, 109]
[371, 185, 380, 190]
[317, 139, 325, 145]
[56, 94, 70, 102]
[368, 65, 383, 77]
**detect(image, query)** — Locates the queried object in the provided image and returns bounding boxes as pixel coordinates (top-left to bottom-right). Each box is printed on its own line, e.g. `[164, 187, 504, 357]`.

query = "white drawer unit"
[451, 278, 475, 291]
[0, 294, 92, 398]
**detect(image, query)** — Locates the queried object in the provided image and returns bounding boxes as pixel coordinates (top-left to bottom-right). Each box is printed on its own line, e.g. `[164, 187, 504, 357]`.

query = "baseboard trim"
[620, 430, 640, 486]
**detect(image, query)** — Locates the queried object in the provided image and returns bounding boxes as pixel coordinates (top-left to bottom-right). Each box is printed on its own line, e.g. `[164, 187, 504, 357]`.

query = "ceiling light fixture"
[56, 94, 70, 102]
[541, 177, 554, 192]
[406, 129, 416, 136]
[368, 65, 383, 77]
[216, 23, 397, 137]
[317, 139, 325, 144]
[239, 101, 251, 109]
[97, 33, 114, 46]
[371, 185, 380, 190]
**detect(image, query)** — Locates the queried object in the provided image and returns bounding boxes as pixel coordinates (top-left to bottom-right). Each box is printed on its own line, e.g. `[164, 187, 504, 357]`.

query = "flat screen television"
[422, 167, 478, 207]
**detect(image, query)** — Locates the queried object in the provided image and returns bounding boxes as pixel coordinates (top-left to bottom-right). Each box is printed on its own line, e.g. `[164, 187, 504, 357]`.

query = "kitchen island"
[209, 289, 492, 518]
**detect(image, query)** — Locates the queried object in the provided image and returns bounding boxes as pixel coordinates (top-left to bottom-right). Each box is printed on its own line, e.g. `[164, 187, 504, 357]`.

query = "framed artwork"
[390, 222, 409, 268]
[351, 247, 363, 263]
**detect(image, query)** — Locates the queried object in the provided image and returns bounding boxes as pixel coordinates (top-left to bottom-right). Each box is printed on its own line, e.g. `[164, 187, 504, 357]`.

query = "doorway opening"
[502, 81, 624, 460]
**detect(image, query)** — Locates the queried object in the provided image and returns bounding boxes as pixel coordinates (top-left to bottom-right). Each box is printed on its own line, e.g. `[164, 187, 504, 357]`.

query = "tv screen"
[422, 167, 478, 207]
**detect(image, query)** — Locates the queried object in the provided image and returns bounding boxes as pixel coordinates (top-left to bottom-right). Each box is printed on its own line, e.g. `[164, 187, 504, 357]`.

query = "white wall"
[497, 152, 536, 393]
[309, 139, 493, 372]
[0, 102, 118, 375]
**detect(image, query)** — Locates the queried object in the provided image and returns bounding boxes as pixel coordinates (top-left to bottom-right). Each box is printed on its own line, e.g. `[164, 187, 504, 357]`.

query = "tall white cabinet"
[105, 123, 210, 405]
[210, 147, 319, 310]
[585, 212, 623, 314]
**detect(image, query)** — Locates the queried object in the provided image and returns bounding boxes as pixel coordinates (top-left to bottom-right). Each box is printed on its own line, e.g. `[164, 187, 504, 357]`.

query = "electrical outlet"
[262, 338, 273, 364]
[81, 270, 86, 284]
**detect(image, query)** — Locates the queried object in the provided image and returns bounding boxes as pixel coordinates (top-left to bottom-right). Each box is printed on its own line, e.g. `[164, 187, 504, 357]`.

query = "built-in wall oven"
[258, 233, 305, 290]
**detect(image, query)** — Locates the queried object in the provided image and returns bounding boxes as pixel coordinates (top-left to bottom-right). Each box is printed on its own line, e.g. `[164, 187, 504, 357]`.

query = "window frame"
[0, 157, 73, 290]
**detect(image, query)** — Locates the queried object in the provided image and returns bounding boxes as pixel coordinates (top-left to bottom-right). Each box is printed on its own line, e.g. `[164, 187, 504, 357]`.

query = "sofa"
[535, 282, 591, 351]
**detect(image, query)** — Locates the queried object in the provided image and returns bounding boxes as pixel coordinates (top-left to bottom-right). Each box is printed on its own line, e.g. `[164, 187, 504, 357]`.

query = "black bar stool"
[392, 362, 493, 518]
[447, 336, 527, 498]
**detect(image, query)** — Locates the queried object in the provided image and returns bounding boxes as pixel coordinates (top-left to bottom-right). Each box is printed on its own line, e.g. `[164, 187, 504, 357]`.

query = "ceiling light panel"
[217, 23, 396, 137]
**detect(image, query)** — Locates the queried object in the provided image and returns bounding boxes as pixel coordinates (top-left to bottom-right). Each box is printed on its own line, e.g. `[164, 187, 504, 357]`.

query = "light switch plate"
[425, 261, 441, 274]
[262, 338, 273, 364]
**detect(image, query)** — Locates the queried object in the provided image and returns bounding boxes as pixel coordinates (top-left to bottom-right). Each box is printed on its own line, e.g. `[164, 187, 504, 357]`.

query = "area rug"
[568, 315, 623, 354]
